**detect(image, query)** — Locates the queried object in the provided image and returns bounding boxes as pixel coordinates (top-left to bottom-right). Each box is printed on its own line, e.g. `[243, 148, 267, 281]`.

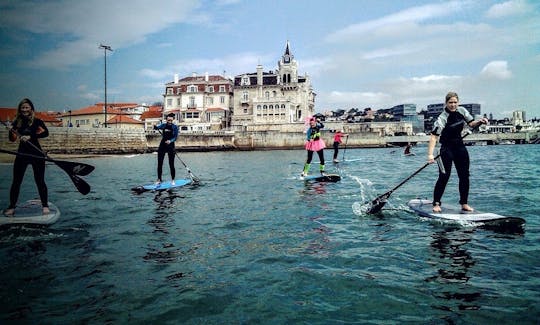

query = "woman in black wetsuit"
[427, 92, 488, 213]
[4, 98, 50, 216]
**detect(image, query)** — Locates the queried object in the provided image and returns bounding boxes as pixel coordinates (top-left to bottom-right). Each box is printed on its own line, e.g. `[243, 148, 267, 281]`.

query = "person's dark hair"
[167, 113, 175, 118]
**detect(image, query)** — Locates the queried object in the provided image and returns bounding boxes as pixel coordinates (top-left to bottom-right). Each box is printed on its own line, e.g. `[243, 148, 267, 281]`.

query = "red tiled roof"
[148, 105, 163, 112]
[0, 108, 16, 121]
[63, 103, 137, 116]
[0, 108, 61, 124]
[140, 110, 162, 120]
[107, 115, 143, 124]
[62, 104, 122, 116]
[206, 107, 226, 112]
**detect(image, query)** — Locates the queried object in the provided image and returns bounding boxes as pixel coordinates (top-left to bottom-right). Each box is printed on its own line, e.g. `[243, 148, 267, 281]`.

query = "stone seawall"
[2, 127, 535, 154]
[0, 127, 148, 154]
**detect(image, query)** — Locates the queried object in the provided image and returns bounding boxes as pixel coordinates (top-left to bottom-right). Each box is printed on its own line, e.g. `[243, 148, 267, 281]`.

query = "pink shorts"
[305, 139, 326, 151]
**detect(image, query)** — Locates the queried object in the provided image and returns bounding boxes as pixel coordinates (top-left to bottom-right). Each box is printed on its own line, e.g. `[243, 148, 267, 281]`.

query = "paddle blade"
[54, 160, 95, 176]
[69, 174, 91, 195]
[366, 199, 386, 214]
[366, 192, 391, 214]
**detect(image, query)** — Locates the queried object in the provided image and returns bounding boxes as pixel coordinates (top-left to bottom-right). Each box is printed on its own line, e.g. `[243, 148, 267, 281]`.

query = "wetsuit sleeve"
[8, 128, 17, 142]
[457, 106, 474, 123]
[34, 119, 49, 139]
[318, 122, 324, 129]
[431, 112, 448, 136]
[154, 122, 164, 130]
[170, 124, 178, 143]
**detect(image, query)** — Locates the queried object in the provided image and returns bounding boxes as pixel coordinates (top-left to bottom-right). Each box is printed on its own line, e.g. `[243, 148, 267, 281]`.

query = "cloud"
[485, 0, 530, 18]
[480, 61, 512, 79]
[0, 0, 201, 69]
[325, 1, 467, 43]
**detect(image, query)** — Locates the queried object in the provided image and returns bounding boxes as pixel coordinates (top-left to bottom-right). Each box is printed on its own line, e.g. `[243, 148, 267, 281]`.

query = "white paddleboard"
[407, 199, 525, 228]
[1, 200, 60, 225]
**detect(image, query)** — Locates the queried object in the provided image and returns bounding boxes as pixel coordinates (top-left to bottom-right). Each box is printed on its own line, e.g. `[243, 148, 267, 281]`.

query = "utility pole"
[99, 44, 113, 127]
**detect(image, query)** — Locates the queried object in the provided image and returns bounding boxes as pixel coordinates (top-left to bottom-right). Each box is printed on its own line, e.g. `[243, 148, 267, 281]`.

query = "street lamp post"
[99, 44, 113, 127]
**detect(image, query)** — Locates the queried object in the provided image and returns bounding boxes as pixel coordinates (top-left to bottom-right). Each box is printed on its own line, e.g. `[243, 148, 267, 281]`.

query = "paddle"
[365, 123, 481, 214]
[155, 128, 201, 184]
[0, 148, 94, 176]
[2, 122, 92, 195]
[342, 135, 349, 161]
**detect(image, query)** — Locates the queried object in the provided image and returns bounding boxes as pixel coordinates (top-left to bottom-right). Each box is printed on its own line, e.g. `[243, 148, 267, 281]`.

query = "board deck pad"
[131, 179, 191, 193]
[1, 200, 60, 225]
[407, 199, 525, 229]
[302, 173, 341, 182]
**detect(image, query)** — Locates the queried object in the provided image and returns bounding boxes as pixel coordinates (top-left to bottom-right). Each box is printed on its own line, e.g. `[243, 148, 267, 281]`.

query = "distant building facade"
[230, 41, 315, 130]
[424, 103, 482, 132]
[163, 73, 234, 131]
[390, 104, 423, 134]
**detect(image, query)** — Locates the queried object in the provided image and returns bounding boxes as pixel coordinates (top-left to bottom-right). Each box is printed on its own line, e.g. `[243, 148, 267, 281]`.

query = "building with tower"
[230, 41, 315, 130]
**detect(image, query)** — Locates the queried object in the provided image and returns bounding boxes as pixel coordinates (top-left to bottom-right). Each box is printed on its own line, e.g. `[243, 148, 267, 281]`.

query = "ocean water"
[0, 144, 539, 324]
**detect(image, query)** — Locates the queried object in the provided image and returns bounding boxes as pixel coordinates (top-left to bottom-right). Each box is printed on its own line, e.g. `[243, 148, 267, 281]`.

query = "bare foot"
[461, 204, 474, 212]
[4, 208, 15, 216]
[432, 204, 442, 213]
[42, 207, 50, 215]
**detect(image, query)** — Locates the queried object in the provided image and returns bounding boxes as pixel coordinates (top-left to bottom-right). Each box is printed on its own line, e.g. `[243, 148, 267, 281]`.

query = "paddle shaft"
[342, 135, 348, 161]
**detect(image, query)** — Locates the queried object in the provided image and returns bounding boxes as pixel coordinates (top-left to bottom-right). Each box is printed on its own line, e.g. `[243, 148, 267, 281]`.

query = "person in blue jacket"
[154, 113, 179, 185]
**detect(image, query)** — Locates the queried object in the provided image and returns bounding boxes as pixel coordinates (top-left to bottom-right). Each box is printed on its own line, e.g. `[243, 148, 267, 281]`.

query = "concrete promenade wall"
[0, 127, 148, 154]
[1, 127, 537, 154]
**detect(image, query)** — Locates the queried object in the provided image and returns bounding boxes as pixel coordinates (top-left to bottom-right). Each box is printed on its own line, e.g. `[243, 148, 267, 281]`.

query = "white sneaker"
[171, 180, 176, 186]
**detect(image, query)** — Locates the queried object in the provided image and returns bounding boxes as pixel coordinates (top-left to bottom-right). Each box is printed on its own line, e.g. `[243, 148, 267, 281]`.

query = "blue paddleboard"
[131, 179, 191, 193]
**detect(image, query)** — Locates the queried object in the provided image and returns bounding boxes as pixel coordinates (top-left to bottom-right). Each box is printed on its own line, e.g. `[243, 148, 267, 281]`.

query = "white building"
[231, 41, 315, 130]
[163, 73, 234, 131]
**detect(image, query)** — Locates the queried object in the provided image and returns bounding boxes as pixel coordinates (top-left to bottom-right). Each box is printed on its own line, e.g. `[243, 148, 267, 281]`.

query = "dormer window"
[188, 85, 197, 92]
[241, 76, 250, 86]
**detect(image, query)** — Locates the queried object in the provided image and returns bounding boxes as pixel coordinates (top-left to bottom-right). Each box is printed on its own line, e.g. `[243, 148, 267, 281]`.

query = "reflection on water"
[427, 229, 481, 312]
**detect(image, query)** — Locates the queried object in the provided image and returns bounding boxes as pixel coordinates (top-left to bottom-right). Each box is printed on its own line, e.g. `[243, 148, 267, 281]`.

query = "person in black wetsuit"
[153, 113, 179, 185]
[427, 92, 488, 213]
[4, 98, 50, 216]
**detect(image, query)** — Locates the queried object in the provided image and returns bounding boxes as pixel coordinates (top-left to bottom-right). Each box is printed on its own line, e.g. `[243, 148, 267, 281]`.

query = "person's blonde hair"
[14, 98, 36, 128]
[445, 92, 459, 103]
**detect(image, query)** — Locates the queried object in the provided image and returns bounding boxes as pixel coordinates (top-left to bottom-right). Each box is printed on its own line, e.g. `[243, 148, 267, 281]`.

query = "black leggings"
[433, 145, 470, 206]
[306, 150, 325, 165]
[157, 148, 176, 181]
[333, 142, 340, 159]
[9, 156, 48, 209]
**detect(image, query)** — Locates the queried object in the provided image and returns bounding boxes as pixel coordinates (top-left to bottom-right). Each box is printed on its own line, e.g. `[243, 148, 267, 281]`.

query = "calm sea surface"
[1, 144, 539, 324]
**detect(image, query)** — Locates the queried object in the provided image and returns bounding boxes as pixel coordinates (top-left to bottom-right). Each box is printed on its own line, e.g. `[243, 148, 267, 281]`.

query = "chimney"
[174, 74, 179, 83]
[205, 72, 209, 82]
[257, 64, 263, 86]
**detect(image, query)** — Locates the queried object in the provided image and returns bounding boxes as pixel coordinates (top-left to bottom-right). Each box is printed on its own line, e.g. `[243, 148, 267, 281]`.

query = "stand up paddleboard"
[1, 200, 60, 225]
[302, 174, 341, 182]
[131, 179, 191, 194]
[407, 199, 525, 229]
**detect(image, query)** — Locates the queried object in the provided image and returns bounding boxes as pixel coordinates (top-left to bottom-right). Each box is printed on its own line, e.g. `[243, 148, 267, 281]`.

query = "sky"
[0, 0, 539, 119]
